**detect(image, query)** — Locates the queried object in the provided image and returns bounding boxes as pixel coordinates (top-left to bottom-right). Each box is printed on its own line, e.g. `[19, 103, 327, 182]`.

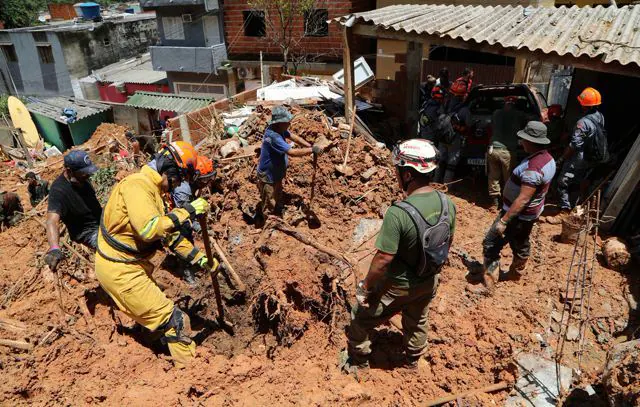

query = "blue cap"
[64, 150, 98, 175]
[269, 106, 293, 125]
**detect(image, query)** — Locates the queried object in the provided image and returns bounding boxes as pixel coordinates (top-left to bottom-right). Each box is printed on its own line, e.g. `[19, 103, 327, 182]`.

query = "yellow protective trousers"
[95, 254, 196, 368]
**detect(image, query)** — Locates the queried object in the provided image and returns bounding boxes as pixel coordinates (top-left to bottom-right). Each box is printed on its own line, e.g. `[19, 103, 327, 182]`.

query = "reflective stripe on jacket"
[97, 165, 203, 264]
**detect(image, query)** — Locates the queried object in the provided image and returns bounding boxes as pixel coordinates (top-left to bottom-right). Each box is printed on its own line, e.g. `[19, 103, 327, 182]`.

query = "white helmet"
[392, 139, 439, 174]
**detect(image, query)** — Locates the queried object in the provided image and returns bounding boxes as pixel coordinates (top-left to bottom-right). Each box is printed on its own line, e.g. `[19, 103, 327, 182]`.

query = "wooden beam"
[352, 23, 640, 79]
[406, 41, 423, 137]
[602, 135, 640, 229]
[343, 26, 356, 124]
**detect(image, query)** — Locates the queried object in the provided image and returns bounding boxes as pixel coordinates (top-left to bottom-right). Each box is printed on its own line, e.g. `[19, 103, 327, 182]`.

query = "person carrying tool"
[435, 88, 471, 184]
[419, 86, 446, 142]
[556, 87, 609, 212]
[343, 139, 456, 370]
[94, 141, 217, 368]
[44, 151, 102, 270]
[487, 96, 528, 210]
[169, 155, 217, 285]
[480, 122, 556, 292]
[255, 106, 323, 222]
[25, 171, 49, 207]
[0, 191, 24, 230]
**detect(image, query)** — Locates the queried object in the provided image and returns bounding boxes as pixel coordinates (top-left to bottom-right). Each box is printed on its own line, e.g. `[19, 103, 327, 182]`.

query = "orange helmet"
[577, 87, 601, 107]
[195, 156, 215, 180]
[166, 141, 197, 171]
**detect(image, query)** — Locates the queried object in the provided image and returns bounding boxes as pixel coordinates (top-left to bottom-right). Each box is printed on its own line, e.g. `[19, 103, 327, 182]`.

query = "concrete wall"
[167, 70, 232, 99]
[0, 32, 73, 96]
[57, 18, 159, 80]
[156, 5, 223, 47]
[0, 18, 158, 97]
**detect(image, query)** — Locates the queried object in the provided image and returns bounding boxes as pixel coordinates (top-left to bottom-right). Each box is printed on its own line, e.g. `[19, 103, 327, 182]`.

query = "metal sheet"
[335, 4, 640, 69]
[125, 91, 213, 113]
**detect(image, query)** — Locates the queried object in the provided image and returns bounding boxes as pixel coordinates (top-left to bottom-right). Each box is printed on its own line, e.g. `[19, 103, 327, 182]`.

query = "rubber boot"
[165, 329, 196, 369]
[505, 256, 528, 281]
[483, 260, 500, 292]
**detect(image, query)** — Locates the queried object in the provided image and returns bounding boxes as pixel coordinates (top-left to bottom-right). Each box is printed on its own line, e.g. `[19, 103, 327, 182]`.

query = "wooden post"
[405, 41, 423, 137]
[343, 26, 355, 124]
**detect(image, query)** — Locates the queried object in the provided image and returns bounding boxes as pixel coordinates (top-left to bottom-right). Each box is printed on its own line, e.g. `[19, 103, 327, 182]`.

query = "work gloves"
[197, 256, 219, 273]
[489, 218, 508, 237]
[185, 197, 210, 219]
[44, 248, 64, 269]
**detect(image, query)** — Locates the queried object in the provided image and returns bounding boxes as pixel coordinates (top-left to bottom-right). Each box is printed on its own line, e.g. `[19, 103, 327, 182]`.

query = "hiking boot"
[338, 349, 369, 377]
[405, 355, 424, 370]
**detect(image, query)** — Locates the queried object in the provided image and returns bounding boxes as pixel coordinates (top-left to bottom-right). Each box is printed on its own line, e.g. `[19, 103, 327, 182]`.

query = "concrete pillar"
[406, 41, 423, 137]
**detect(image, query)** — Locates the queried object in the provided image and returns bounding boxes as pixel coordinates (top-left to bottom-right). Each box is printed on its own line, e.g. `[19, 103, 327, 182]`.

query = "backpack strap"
[435, 191, 450, 224]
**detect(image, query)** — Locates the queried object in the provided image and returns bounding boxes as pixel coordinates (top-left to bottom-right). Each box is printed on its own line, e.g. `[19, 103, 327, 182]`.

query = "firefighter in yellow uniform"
[95, 141, 217, 368]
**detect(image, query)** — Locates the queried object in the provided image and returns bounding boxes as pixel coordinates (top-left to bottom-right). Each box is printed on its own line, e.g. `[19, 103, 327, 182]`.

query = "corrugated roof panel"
[125, 92, 213, 113]
[335, 4, 640, 68]
[26, 97, 111, 124]
[91, 53, 167, 85]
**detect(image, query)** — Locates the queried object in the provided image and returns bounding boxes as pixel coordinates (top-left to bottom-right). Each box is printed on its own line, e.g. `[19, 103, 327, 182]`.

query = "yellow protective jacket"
[97, 165, 204, 265]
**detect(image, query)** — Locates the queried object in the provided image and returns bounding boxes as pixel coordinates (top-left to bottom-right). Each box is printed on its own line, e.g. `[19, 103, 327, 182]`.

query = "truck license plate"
[467, 158, 486, 166]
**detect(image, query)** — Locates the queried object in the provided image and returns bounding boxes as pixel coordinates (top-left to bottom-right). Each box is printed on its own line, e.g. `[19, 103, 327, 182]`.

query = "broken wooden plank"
[0, 318, 28, 334]
[0, 338, 33, 351]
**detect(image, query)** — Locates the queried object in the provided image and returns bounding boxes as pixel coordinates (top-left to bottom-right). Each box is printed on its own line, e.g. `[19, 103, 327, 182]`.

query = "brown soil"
[0, 110, 635, 406]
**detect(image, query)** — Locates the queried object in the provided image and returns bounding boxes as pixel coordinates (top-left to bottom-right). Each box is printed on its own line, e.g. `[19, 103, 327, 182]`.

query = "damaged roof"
[335, 4, 640, 69]
[125, 91, 213, 113]
[26, 97, 111, 124]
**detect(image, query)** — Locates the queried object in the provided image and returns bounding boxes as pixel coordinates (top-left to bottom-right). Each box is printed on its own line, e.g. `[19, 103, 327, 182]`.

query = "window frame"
[242, 10, 266, 38]
[1, 45, 18, 63]
[162, 16, 185, 41]
[37, 45, 55, 64]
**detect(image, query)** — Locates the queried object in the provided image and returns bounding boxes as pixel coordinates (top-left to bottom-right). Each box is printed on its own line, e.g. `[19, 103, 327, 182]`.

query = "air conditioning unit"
[182, 14, 192, 23]
[237, 67, 256, 80]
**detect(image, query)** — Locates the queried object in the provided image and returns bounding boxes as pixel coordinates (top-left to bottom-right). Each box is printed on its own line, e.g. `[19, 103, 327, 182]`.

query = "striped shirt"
[502, 150, 556, 221]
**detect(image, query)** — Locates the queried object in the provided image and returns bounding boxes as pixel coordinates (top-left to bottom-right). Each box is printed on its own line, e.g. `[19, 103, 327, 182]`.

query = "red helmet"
[431, 86, 445, 101]
[548, 104, 563, 119]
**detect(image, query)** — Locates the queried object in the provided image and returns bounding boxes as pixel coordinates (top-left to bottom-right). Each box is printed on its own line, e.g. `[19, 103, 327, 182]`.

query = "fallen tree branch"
[270, 218, 352, 266]
[425, 381, 510, 406]
[0, 338, 33, 351]
[0, 318, 28, 333]
[33, 217, 92, 268]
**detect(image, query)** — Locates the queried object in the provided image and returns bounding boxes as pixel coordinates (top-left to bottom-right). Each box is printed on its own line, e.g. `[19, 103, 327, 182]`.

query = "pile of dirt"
[603, 339, 640, 406]
[0, 105, 637, 405]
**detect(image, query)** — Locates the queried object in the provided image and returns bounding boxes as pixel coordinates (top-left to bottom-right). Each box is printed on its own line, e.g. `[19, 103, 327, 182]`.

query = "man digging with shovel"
[255, 106, 327, 225]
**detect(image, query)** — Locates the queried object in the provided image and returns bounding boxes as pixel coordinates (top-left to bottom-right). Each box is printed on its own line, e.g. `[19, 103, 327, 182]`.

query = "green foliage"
[91, 164, 118, 205]
[0, 95, 9, 118]
[0, 0, 45, 29]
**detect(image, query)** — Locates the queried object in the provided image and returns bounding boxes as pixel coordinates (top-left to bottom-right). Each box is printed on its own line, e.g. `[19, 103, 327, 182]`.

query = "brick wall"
[223, 0, 374, 62]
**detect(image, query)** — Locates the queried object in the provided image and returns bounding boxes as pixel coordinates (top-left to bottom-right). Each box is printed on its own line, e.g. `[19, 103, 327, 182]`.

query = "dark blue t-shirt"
[257, 128, 291, 183]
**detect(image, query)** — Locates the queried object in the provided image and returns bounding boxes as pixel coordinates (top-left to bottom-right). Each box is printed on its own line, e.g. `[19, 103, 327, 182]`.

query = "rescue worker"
[419, 86, 446, 142]
[487, 96, 528, 209]
[481, 122, 555, 292]
[256, 106, 322, 221]
[419, 75, 436, 109]
[44, 151, 102, 270]
[0, 191, 24, 230]
[450, 67, 474, 101]
[435, 88, 471, 184]
[95, 141, 216, 368]
[25, 171, 49, 207]
[557, 87, 608, 212]
[170, 155, 217, 285]
[343, 139, 456, 370]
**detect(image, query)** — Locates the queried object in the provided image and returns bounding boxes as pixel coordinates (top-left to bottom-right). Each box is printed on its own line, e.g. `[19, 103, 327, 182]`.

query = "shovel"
[335, 106, 357, 176]
[199, 214, 235, 335]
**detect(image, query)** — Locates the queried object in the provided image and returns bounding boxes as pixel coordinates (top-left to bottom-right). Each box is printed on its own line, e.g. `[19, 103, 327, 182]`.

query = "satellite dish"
[8, 96, 40, 148]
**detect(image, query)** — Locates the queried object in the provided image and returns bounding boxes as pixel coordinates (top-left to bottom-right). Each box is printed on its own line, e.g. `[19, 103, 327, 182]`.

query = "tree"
[0, 0, 45, 29]
[247, 0, 327, 74]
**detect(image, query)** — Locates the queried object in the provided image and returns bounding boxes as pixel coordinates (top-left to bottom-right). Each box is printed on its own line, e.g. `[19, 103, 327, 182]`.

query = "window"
[32, 32, 48, 43]
[162, 16, 185, 40]
[242, 11, 265, 37]
[37, 45, 55, 64]
[1, 45, 18, 62]
[304, 9, 329, 37]
[103, 38, 111, 46]
[175, 82, 226, 99]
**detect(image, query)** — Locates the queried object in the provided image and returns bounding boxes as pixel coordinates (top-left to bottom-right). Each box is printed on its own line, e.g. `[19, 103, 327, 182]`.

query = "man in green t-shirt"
[343, 139, 456, 370]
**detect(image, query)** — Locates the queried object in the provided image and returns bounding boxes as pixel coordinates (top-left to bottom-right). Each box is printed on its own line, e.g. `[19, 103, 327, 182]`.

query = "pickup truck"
[462, 84, 549, 168]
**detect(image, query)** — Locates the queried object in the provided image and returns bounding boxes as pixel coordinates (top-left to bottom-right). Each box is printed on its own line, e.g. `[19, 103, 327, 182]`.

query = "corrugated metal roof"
[336, 4, 640, 68]
[90, 53, 167, 85]
[125, 92, 213, 113]
[26, 97, 111, 124]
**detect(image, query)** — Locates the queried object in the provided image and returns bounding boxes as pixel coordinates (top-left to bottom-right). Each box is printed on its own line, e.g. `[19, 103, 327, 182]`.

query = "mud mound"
[603, 339, 640, 406]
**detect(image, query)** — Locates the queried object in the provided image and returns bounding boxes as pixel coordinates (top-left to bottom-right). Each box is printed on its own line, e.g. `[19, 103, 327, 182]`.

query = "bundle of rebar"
[555, 190, 602, 397]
